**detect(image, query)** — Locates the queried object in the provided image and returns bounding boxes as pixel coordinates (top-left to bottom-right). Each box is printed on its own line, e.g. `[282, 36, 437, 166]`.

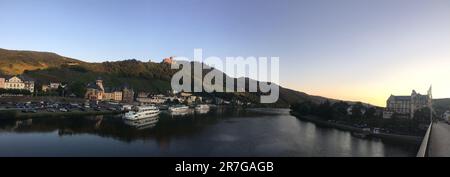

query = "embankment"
[0, 110, 121, 119]
[290, 111, 422, 144]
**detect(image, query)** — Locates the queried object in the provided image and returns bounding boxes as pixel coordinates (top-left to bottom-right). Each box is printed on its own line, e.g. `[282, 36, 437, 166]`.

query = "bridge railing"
[417, 122, 432, 157]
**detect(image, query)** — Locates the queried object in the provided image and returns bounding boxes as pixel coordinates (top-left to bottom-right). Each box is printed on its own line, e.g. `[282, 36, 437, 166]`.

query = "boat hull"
[123, 111, 160, 121]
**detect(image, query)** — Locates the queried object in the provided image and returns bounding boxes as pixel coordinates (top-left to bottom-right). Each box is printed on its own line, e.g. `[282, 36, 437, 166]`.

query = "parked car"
[373, 128, 381, 134]
[362, 128, 371, 132]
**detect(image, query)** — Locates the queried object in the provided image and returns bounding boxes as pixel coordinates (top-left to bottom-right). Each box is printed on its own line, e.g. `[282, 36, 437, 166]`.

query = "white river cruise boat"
[195, 104, 210, 114]
[168, 105, 190, 113]
[195, 104, 210, 110]
[123, 105, 160, 120]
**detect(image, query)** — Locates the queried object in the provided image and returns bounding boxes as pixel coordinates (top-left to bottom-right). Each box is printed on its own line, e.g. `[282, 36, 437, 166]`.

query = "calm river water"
[0, 108, 418, 157]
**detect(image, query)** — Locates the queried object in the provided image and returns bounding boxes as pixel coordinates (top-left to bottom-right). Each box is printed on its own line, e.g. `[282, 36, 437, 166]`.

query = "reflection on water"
[123, 117, 159, 130]
[195, 109, 209, 114]
[0, 108, 418, 157]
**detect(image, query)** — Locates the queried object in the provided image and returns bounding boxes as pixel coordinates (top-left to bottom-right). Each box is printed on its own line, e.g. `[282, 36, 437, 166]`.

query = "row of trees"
[101, 60, 174, 81]
[0, 88, 32, 95]
[291, 100, 431, 136]
[34, 81, 86, 98]
[291, 100, 376, 120]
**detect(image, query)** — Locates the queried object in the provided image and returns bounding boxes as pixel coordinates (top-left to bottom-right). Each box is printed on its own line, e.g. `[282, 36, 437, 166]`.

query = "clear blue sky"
[1, 0, 449, 106]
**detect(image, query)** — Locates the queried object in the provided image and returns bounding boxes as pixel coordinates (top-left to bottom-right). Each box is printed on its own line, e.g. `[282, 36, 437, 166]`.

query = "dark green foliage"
[0, 88, 31, 95]
[413, 107, 432, 124]
[291, 101, 430, 136]
[350, 102, 364, 119]
[291, 101, 317, 115]
[332, 101, 349, 117]
[433, 98, 450, 116]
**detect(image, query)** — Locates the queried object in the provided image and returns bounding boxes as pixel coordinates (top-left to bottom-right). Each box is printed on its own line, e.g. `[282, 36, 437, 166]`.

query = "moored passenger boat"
[123, 105, 160, 120]
[168, 105, 189, 113]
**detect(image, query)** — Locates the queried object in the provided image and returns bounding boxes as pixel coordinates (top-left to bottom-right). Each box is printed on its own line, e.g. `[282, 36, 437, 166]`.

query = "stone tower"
[96, 79, 104, 91]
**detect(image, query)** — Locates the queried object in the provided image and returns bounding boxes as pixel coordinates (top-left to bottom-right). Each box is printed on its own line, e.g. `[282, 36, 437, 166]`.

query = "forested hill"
[0, 48, 83, 75]
[0, 48, 331, 107]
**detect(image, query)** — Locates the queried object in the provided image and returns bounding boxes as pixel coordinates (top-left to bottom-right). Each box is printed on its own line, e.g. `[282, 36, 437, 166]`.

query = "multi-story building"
[85, 78, 133, 103]
[0, 75, 35, 93]
[383, 87, 432, 119]
[4, 76, 25, 90]
[85, 79, 105, 100]
[122, 87, 134, 103]
[113, 91, 123, 101]
[104, 88, 123, 102]
[137, 94, 167, 105]
[0, 78, 5, 88]
[49, 82, 62, 89]
[42, 82, 63, 92]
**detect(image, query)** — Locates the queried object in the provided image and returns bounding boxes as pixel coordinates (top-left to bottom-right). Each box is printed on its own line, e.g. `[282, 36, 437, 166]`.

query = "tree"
[317, 100, 333, 119]
[332, 101, 350, 117]
[350, 102, 364, 119]
[291, 101, 317, 115]
[365, 107, 377, 118]
[68, 81, 86, 98]
[57, 85, 64, 97]
[413, 107, 431, 125]
[0, 88, 31, 95]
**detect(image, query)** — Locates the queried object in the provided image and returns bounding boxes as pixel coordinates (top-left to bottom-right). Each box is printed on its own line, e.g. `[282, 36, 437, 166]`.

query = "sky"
[0, 0, 449, 106]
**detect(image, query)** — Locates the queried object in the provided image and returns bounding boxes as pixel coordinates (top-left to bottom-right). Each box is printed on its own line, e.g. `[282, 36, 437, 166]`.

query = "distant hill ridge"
[0, 48, 84, 75]
[0, 48, 338, 107]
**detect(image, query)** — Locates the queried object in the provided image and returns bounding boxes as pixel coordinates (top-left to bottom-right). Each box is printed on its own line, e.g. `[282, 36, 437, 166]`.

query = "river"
[0, 108, 418, 157]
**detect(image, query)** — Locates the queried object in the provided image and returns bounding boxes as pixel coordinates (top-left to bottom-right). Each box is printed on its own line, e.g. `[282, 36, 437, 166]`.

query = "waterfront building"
[42, 82, 62, 92]
[137, 94, 168, 105]
[104, 88, 123, 102]
[114, 90, 123, 101]
[383, 87, 432, 119]
[49, 82, 62, 89]
[0, 77, 5, 88]
[122, 86, 135, 103]
[41, 85, 49, 92]
[4, 76, 25, 90]
[0, 75, 35, 93]
[176, 92, 202, 105]
[85, 78, 126, 102]
[85, 79, 105, 100]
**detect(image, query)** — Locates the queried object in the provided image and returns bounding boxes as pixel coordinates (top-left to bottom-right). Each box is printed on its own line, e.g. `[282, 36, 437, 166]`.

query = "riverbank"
[290, 111, 422, 144]
[0, 109, 122, 119]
